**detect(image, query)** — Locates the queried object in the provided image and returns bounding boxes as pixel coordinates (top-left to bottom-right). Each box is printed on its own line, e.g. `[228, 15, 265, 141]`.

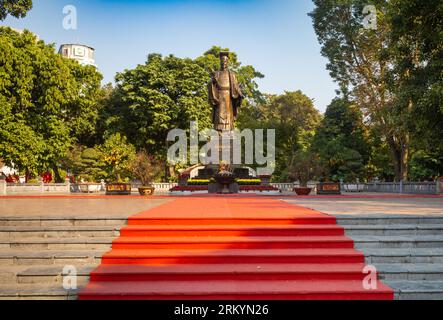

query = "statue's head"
[220, 52, 229, 71]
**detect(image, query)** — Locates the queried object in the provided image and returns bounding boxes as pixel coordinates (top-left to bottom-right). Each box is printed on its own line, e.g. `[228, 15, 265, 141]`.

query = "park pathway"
[79, 196, 393, 300]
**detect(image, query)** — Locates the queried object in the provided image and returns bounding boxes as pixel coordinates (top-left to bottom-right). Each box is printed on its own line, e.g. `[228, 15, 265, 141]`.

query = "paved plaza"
[0, 197, 171, 219]
[1, 194, 441, 219]
[285, 196, 443, 218]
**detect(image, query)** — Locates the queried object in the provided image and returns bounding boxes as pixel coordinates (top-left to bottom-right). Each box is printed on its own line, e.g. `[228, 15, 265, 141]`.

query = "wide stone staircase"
[0, 217, 124, 300]
[78, 198, 394, 300]
[1, 212, 442, 300]
[338, 216, 443, 300]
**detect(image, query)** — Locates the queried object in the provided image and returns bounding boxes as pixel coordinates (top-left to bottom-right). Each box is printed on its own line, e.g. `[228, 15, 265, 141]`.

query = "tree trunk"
[52, 165, 63, 183]
[400, 134, 410, 181]
[168, 165, 176, 181]
[387, 135, 409, 182]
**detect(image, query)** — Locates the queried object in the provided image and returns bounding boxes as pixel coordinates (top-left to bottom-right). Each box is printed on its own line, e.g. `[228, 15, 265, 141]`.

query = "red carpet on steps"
[78, 197, 394, 300]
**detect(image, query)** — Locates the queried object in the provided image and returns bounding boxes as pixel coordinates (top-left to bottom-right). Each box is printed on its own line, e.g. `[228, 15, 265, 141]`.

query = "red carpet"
[79, 197, 394, 300]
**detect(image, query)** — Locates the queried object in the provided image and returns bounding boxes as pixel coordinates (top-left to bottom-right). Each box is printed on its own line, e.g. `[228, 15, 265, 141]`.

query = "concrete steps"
[339, 216, 443, 300]
[0, 226, 120, 239]
[80, 279, 394, 300]
[3, 211, 443, 300]
[0, 237, 116, 250]
[0, 283, 78, 300]
[80, 197, 393, 301]
[0, 217, 125, 300]
[111, 236, 355, 250]
[345, 224, 443, 236]
[386, 280, 443, 300]
[353, 235, 443, 248]
[0, 250, 107, 266]
[0, 217, 127, 227]
[0, 265, 95, 285]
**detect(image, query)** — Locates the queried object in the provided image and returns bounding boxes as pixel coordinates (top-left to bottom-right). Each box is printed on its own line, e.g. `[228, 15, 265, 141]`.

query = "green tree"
[0, 27, 103, 181]
[0, 98, 44, 178]
[290, 149, 324, 187]
[109, 53, 212, 157]
[239, 91, 321, 181]
[99, 133, 136, 182]
[365, 130, 395, 181]
[310, 0, 412, 181]
[0, 0, 32, 20]
[388, 0, 443, 171]
[65, 63, 105, 147]
[409, 151, 443, 182]
[312, 97, 371, 181]
[60, 145, 107, 182]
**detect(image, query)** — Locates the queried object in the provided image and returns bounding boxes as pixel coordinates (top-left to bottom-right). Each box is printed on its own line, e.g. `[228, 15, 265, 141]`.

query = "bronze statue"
[208, 52, 244, 132]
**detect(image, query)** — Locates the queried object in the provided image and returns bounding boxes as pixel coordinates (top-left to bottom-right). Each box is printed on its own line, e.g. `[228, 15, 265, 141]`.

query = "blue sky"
[1, 0, 338, 112]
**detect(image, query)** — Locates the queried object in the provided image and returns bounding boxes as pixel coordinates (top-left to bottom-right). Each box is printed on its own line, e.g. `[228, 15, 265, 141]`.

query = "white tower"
[58, 44, 96, 67]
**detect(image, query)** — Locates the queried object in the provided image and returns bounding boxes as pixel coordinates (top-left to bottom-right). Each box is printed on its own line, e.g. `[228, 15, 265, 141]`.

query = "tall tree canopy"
[239, 90, 322, 181]
[108, 53, 212, 157]
[0, 27, 103, 181]
[312, 97, 371, 181]
[310, 0, 443, 181]
[388, 0, 443, 159]
[0, 0, 32, 20]
[310, 0, 412, 181]
[106, 46, 264, 159]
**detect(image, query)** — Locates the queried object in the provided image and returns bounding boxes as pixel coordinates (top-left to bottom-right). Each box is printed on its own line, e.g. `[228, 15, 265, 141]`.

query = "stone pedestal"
[259, 175, 272, 186]
[178, 174, 190, 187]
[216, 133, 242, 167]
[209, 182, 239, 194]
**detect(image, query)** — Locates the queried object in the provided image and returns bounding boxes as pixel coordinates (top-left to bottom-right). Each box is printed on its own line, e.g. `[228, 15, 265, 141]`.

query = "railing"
[70, 183, 105, 193]
[131, 183, 178, 192]
[1, 180, 440, 195]
[364, 182, 438, 194]
[4, 182, 70, 194]
[271, 182, 319, 192]
[271, 183, 294, 191]
[153, 183, 178, 191]
[343, 184, 366, 193]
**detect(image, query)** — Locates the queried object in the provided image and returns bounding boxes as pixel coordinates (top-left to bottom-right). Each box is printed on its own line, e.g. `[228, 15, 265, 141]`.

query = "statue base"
[209, 182, 239, 194]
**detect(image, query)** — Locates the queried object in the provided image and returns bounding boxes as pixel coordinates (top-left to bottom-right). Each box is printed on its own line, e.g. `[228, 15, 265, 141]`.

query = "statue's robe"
[208, 70, 243, 131]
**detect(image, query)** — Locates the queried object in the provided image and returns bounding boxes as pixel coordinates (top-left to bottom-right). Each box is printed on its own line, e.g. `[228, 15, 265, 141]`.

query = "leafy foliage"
[310, 0, 443, 181]
[0, 27, 103, 181]
[290, 149, 324, 187]
[0, 0, 32, 20]
[99, 133, 136, 182]
[60, 145, 106, 182]
[108, 53, 212, 157]
[313, 97, 371, 181]
[239, 91, 322, 182]
[130, 150, 162, 186]
[309, 0, 411, 181]
[409, 151, 443, 182]
[388, 0, 443, 166]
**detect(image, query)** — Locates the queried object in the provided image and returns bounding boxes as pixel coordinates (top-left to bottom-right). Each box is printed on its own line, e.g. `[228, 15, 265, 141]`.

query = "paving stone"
[343, 224, 443, 236]
[0, 284, 79, 300]
[385, 280, 443, 300]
